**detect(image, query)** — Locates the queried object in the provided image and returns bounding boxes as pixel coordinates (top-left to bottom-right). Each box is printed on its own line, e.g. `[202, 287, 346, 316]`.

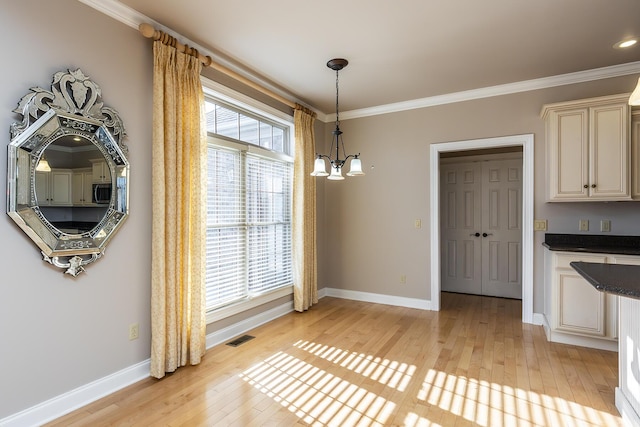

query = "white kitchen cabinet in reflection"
[35, 169, 72, 206]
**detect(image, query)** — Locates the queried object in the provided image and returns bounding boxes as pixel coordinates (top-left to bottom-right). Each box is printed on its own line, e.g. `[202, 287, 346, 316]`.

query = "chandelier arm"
[338, 132, 347, 163]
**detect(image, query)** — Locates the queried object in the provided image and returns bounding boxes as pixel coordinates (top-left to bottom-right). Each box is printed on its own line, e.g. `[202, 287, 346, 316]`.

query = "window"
[204, 96, 293, 315]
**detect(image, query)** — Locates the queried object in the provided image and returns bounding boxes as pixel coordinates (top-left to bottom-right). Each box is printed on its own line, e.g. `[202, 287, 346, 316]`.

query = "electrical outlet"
[534, 219, 547, 231]
[400, 274, 407, 284]
[579, 219, 589, 231]
[129, 323, 139, 341]
[601, 220, 611, 232]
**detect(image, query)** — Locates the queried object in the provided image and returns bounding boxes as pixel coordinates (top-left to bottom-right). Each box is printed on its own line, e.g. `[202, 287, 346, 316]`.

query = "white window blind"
[206, 146, 245, 308]
[206, 143, 293, 311]
[246, 154, 292, 295]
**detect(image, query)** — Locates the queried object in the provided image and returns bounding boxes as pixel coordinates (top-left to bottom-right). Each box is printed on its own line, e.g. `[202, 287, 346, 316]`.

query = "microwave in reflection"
[92, 183, 112, 204]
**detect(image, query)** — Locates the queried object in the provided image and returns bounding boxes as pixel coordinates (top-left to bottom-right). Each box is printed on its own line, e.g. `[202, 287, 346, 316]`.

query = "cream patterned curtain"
[293, 105, 318, 311]
[150, 40, 207, 378]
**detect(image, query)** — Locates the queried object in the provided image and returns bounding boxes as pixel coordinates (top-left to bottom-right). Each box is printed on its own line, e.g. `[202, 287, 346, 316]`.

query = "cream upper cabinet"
[35, 169, 73, 206]
[632, 111, 640, 199]
[541, 94, 631, 201]
[91, 159, 110, 183]
[72, 169, 94, 206]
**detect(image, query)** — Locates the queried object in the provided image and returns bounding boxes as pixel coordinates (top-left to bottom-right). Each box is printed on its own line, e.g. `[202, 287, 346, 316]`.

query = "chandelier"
[310, 58, 364, 180]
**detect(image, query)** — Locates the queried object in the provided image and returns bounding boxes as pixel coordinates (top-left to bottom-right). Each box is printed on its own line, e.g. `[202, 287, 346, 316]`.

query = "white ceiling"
[116, 0, 640, 115]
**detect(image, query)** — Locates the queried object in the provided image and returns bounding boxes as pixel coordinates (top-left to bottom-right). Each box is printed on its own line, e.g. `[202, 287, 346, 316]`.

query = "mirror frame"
[7, 69, 129, 276]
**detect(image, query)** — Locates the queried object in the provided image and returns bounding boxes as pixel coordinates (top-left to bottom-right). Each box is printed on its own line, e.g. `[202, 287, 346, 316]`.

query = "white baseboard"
[547, 329, 618, 352]
[323, 287, 431, 310]
[532, 312, 545, 326]
[616, 387, 640, 427]
[0, 360, 150, 427]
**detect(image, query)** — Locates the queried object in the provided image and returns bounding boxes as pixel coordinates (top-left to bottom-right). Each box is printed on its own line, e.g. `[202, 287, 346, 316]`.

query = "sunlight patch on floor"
[241, 350, 397, 426]
[239, 344, 620, 427]
[417, 368, 620, 427]
[294, 340, 416, 392]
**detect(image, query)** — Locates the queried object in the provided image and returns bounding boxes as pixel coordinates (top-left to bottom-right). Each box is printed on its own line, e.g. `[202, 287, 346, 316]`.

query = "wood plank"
[44, 293, 623, 427]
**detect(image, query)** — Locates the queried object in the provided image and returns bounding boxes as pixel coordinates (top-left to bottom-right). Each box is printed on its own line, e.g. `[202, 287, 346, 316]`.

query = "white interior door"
[440, 162, 482, 294]
[480, 159, 522, 298]
[440, 157, 522, 299]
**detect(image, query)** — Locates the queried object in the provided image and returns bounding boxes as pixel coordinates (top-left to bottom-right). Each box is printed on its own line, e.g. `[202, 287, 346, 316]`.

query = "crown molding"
[333, 61, 640, 121]
[79, 0, 639, 123]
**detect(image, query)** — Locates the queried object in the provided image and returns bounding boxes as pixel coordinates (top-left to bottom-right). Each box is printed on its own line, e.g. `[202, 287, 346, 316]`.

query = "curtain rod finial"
[139, 23, 158, 40]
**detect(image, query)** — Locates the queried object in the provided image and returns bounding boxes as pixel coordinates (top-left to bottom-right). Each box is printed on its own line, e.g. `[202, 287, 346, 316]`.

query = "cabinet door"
[72, 173, 84, 205]
[632, 112, 640, 199]
[35, 171, 50, 205]
[553, 253, 607, 337]
[547, 108, 589, 200]
[83, 171, 94, 205]
[50, 171, 72, 206]
[589, 103, 630, 199]
[92, 161, 109, 183]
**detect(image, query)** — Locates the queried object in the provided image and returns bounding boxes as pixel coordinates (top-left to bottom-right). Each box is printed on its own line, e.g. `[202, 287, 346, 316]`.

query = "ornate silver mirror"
[7, 69, 129, 276]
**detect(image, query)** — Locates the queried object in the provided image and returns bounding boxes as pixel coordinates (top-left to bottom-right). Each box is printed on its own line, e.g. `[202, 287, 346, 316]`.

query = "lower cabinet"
[545, 250, 619, 351]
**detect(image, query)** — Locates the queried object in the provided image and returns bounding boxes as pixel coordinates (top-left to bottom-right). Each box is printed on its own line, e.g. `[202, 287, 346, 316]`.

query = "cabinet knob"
[469, 232, 480, 237]
[591, 184, 596, 188]
[584, 184, 588, 189]
[482, 233, 493, 237]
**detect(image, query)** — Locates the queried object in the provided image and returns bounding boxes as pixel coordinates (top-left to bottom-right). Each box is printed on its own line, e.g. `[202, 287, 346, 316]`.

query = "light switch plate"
[534, 219, 547, 231]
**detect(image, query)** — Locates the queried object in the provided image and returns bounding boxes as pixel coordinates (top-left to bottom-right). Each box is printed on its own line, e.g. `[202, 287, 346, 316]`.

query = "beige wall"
[317, 76, 640, 313]
[0, 0, 153, 418]
[2, 0, 639, 421]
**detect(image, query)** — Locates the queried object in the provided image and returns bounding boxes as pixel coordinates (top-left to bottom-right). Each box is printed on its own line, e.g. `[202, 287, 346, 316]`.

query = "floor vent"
[226, 335, 255, 347]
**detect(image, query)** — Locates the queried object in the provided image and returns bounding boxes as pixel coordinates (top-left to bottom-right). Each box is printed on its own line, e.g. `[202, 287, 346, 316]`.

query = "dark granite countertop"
[570, 262, 640, 300]
[50, 221, 99, 232]
[543, 233, 640, 255]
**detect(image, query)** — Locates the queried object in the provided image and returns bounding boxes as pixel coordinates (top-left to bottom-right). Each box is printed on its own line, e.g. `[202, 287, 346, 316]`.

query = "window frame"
[202, 77, 295, 324]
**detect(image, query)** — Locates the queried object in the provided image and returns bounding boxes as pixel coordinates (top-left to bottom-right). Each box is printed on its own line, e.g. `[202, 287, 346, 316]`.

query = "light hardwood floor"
[46, 293, 622, 426]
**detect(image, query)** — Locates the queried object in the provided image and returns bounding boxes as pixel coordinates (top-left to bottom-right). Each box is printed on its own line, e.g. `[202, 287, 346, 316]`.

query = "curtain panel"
[150, 41, 207, 379]
[293, 105, 318, 312]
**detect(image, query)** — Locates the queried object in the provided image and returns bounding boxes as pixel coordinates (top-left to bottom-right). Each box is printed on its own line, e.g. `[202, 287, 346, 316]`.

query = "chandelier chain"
[335, 68, 340, 127]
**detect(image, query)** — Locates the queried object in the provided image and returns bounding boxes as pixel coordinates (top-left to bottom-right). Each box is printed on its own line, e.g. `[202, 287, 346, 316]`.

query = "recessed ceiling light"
[614, 38, 638, 49]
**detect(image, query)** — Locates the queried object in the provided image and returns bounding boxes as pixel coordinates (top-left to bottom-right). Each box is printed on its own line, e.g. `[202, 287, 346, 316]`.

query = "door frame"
[430, 134, 534, 324]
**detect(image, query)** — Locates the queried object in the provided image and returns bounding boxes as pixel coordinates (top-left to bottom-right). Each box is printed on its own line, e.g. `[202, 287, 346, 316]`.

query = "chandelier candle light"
[311, 58, 364, 180]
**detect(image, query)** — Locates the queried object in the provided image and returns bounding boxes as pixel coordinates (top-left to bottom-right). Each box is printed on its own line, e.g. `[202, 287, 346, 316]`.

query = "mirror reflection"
[35, 135, 111, 234]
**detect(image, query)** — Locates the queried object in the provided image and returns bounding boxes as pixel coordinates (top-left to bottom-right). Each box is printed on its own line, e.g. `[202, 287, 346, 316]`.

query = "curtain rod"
[139, 23, 296, 109]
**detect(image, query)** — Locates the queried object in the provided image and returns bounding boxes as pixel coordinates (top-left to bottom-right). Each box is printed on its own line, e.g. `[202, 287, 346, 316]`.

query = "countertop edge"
[570, 262, 640, 300]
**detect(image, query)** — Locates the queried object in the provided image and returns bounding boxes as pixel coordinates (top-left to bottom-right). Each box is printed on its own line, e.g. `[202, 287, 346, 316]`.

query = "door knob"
[482, 233, 493, 237]
[469, 232, 480, 237]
